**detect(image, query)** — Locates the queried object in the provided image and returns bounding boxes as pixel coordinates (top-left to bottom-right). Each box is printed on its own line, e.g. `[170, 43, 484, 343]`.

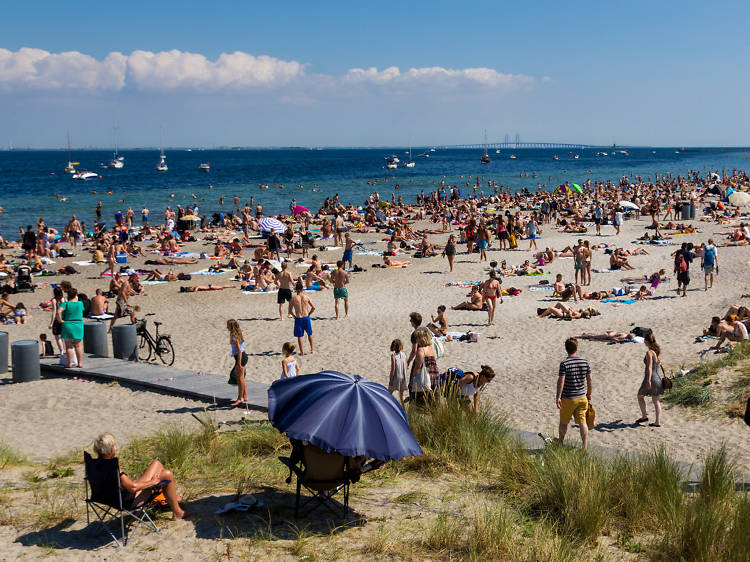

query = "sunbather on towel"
[382, 256, 411, 268]
[179, 284, 234, 292]
[93, 433, 188, 520]
[146, 257, 198, 265]
[575, 331, 636, 342]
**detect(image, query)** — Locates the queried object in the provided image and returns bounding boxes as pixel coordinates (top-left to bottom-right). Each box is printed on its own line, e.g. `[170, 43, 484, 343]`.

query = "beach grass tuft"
[0, 443, 27, 469]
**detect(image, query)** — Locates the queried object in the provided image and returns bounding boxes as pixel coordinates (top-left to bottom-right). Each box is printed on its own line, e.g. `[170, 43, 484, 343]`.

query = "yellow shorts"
[560, 397, 588, 425]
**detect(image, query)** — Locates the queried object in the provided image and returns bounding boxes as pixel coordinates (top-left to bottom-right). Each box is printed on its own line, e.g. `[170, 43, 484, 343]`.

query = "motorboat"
[495, 149, 501, 154]
[387, 154, 400, 163]
[198, 162, 210, 172]
[72, 170, 99, 180]
[429, 147, 436, 152]
[618, 150, 629, 155]
[385, 157, 397, 169]
[417, 152, 430, 158]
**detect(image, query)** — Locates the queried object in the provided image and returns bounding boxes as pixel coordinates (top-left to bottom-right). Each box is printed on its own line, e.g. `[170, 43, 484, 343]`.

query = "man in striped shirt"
[556, 338, 592, 448]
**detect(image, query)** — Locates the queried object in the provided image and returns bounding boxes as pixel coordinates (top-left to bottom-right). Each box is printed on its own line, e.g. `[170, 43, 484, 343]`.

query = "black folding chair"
[279, 441, 381, 518]
[83, 451, 167, 547]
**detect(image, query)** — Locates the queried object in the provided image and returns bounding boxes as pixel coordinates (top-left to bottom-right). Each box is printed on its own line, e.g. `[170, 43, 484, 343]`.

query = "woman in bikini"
[228, 319, 248, 406]
[451, 286, 484, 310]
[482, 269, 502, 325]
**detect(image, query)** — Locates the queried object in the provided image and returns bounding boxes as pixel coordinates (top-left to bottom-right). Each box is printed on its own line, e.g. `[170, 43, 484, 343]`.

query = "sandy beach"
[1, 215, 749, 473]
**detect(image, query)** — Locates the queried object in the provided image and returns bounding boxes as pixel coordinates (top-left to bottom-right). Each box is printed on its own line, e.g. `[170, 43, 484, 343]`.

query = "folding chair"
[280, 443, 352, 518]
[83, 451, 167, 547]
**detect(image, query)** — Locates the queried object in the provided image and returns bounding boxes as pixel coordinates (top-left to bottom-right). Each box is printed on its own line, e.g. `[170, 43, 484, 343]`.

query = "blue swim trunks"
[343, 249, 353, 263]
[478, 240, 487, 249]
[294, 316, 313, 337]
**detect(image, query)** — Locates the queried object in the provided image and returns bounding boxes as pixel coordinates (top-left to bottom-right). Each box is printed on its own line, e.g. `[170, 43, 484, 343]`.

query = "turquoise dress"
[60, 300, 84, 341]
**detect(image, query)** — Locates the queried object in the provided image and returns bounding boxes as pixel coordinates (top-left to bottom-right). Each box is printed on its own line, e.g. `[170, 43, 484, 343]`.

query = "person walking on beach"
[290, 281, 315, 355]
[443, 233, 457, 272]
[227, 319, 248, 407]
[636, 332, 664, 427]
[573, 239, 585, 285]
[332, 260, 350, 319]
[593, 202, 603, 236]
[556, 338, 592, 449]
[674, 242, 694, 297]
[527, 216, 538, 251]
[388, 339, 408, 402]
[477, 220, 490, 262]
[702, 238, 718, 291]
[276, 261, 295, 320]
[281, 342, 299, 379]
[342, 232, 355, 270]
[483, 269, 502, 326]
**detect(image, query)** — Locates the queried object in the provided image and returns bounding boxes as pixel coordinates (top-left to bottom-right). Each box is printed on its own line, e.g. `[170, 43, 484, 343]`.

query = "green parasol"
[572, 183, 583, 194]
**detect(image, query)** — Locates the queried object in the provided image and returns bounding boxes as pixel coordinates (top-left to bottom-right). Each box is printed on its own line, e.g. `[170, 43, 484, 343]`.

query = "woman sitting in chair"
[93, 433, 188, 520]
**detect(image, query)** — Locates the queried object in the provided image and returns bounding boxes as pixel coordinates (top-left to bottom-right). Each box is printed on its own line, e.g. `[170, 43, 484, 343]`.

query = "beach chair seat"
[279, 441, 381, 518]
[83, 451, 167, 547]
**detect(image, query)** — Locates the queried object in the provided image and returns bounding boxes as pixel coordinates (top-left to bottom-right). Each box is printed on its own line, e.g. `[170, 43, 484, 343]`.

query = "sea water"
[0, 147, 747, 232]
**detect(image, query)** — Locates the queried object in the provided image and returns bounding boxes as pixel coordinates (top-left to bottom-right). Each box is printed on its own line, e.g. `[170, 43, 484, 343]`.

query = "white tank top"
[284, 359, 298, 378]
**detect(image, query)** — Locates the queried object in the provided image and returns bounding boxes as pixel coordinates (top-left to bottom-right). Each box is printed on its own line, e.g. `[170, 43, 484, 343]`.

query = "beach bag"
[659, 364, 672, 390]
[586, 402, 596, 430]
[432, 337, 445, 359]
[413, 363, 432, 393]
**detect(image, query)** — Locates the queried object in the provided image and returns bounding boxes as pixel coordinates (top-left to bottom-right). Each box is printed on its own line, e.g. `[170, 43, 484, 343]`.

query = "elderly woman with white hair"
[93, 433, 188, 520]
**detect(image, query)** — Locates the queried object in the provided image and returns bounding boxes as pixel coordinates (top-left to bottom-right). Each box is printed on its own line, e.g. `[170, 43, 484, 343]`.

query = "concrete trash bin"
[0, 331, 8, 374]
[83, 321, 109, 357]
[12, 339, 40, 382]
[111, 323, 138, 361]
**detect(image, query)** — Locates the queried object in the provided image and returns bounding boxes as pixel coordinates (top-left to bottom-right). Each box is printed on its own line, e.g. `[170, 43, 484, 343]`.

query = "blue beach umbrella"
[268, 370, 423, 461]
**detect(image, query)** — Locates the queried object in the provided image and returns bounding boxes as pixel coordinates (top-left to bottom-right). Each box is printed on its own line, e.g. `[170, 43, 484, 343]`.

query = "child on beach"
[281, 342, 299, 379]
[39, 333, 55, 357]
[14, 303, 27, 324]
[227, 319, 248, 407]
[388, 339, 408, 402]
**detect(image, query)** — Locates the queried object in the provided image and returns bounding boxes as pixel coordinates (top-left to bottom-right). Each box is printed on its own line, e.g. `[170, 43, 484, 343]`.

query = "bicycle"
[135, 313, 175, 366]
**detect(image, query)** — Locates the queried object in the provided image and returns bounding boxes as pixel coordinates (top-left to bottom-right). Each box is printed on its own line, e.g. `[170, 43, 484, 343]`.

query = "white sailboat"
[156, 128, 168, 172]
[198, 162, 210, 172]
[481, 129, 490, 164]
[403, 146, 415, 168]
[64, 131, 78, 174]
[102, 126, 124, 169]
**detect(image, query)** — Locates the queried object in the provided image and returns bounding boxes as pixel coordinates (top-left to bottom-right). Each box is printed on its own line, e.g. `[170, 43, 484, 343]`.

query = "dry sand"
[1, 214, 749, 559]
[1, 216, 749, 470]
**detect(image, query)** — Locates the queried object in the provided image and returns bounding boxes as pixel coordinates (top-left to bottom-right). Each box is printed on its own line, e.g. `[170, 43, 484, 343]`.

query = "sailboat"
[156, 128, 168, 172]
[64, 131, 78, 174]
[481, 129, 490, 164]
[403, 146, 415, 168]
[102, 126, 124, 169]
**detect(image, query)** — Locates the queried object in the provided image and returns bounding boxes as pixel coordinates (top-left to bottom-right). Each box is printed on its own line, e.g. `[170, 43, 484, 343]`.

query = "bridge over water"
[438, 142, 606, 150]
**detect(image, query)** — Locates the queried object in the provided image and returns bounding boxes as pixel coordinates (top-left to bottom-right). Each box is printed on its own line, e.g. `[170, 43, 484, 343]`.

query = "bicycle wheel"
[138, 333, 152, 362]
[156, 336, 175, 366]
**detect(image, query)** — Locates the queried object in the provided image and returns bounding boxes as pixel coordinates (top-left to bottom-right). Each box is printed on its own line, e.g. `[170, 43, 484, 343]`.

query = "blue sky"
[1, 0, 748, 148]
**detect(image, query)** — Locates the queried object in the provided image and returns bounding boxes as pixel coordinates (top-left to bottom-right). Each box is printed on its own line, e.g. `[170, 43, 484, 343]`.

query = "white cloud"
[0, 48, 534, 95]
[0, 47, 304, 92]
[343, 65, 534, 90]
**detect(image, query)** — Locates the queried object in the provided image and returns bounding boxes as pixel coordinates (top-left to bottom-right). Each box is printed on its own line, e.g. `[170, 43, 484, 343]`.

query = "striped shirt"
[558, 355, 591, 399]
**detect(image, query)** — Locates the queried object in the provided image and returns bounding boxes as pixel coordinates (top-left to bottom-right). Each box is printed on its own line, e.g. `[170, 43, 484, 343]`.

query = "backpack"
[744, 397, 750, 427]
[676, 253, 687, 273]
[704, 246, 715, 266]
[78, 293, 91, 316]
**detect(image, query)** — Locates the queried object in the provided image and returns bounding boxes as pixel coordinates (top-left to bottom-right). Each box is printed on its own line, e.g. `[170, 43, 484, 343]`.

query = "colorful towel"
[600, 298, 637, 304]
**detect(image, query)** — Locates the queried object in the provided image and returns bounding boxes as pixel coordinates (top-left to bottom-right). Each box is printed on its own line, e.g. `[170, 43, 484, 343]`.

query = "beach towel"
[72, 261, 95, 266]
[88, 313, 114, 320]
[445, 281, 481, 288]
[529, 285, 555, 291]
[440, 331, 481, 342]
[190, 269, 231, 276]
[355, 250, 385, 256]
[242, 289, 279, 295]
[593, 269, 617, 273]
[601, 298, 637, 304]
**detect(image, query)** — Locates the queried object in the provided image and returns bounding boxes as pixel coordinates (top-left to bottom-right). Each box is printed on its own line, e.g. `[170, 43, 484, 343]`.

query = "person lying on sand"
[537, 302, 599, 319]
[144, 269, 178, 282]
[705, 316, 732, 337]
[724, 304, 750, 321]
[146, 257, 198, 265]
[382, 256, 411, 268]
[451, 286, 484, 310]
[179, 284, 234, 292]
[575, 331, 636, 342]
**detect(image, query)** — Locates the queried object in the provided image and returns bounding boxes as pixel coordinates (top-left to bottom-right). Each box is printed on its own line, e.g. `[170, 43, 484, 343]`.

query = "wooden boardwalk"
[40, 355, 269, 412]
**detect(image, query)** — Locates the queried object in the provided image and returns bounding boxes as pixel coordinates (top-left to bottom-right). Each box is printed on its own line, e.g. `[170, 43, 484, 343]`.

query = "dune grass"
[0, 443, 27, 469]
